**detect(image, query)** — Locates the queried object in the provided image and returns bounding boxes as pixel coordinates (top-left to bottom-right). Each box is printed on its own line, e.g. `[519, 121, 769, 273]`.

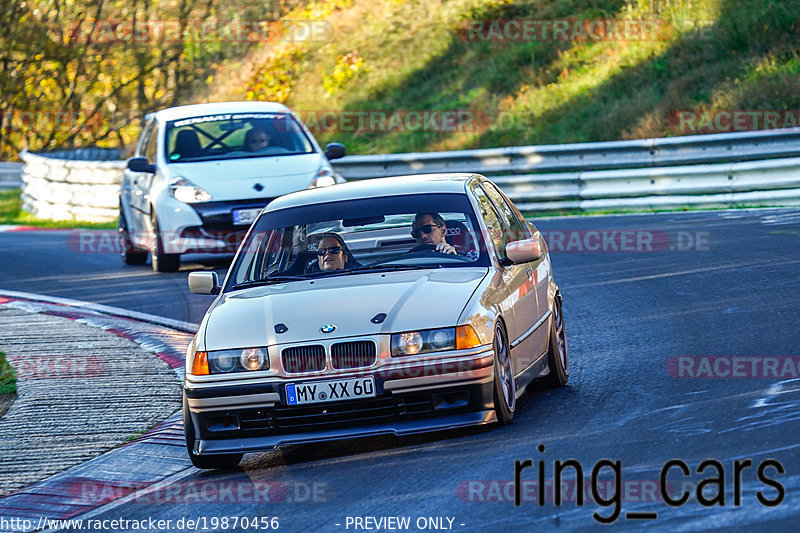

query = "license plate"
[232, 208, 262, 226]
[286, 377, 376, 405]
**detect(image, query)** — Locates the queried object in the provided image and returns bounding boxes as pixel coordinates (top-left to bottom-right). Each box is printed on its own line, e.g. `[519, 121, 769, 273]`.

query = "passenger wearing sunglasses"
[411, 213, 458, 255]
[316, 235, 349, 271]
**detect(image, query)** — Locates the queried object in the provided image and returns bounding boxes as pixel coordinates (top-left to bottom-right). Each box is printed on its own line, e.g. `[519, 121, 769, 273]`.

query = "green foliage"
[246, 47, 310, 103]
[0, 353, 16, 396]
[219, 0, 800, 154]
[322, 50, 366, 96]
[6, 0, 800, 159]
[0, 0, 317, 160]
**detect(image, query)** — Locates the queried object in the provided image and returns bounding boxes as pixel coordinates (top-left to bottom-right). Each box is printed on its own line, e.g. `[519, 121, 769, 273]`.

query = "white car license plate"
[286, 377, 376, 405]
[232, 208, 262, 226]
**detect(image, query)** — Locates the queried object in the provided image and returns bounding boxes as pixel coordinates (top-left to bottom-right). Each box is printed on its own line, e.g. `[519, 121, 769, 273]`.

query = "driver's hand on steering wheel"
[435, 242, 457, 254]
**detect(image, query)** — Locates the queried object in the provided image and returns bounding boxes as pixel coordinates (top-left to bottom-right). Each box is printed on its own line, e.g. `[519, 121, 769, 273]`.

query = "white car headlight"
[308, 167, 336, 189]
[394, 331, 425, 355]
[190, 347, 269, 375]
[170, 177, 212, 203]
[239, 348, 267, 371]
[391, 326, 483, 357]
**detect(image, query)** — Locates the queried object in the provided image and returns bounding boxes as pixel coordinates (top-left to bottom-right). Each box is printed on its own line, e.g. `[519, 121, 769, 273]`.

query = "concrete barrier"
[19, 148, 124, 222]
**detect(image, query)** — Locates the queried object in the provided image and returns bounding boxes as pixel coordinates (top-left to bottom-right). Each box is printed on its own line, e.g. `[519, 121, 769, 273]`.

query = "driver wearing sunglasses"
[411, 213, 457, 255]
[316, 235, 349, 271]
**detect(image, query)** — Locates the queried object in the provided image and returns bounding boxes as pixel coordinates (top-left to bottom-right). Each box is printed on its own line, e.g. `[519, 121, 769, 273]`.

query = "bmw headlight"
[394, 331, 426, 355]
[205, 347, 268, 374]
[170, 177, 212, 203]
[391, 326, 483, 356]
[391, 328, 452, 356]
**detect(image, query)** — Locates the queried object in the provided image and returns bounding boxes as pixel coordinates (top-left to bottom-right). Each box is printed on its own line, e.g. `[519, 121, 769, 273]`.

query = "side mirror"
[325, 143, 346, 160]
[188, 271, 220, 295]
[505, 238, 542, 264]
[127, 157, 156, 173]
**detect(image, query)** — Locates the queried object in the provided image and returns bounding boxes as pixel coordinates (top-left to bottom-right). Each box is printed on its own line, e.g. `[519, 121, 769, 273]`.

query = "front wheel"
[183, 394, 242, 470]
[150, 211, 180, 272]
[118, 209, 147, 265]
[492, 322, 516, 425]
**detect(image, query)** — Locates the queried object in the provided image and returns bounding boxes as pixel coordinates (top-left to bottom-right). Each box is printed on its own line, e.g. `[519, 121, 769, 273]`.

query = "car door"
[126, 118, 158, 227]
[471, 184, 530, 376]
[480, 182, 548, 369]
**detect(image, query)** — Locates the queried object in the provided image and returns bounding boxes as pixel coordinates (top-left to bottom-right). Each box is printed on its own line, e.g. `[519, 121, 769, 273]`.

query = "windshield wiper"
[345, 264, 430, 274]
[232, 275, 309, 289]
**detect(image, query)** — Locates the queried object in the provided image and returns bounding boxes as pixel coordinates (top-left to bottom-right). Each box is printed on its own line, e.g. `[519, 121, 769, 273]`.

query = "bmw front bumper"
[184, 348, 496, 455]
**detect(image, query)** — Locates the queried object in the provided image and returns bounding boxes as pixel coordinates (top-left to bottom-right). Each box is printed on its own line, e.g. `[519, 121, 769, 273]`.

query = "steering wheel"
[407, 243, 438, 253]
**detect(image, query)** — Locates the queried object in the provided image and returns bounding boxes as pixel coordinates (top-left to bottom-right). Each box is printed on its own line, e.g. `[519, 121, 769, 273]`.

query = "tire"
[150, 211, 180, 272]
[541, 294, 568, 388]
[118, 209, 147, 265]
[183, 394, 242, 470]
[492, 322, 516, 425]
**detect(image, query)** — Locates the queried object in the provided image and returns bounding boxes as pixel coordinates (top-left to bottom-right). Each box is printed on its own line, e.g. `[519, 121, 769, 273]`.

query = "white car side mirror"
[188, 271, 220, 295]
[505, 238, 542, 264]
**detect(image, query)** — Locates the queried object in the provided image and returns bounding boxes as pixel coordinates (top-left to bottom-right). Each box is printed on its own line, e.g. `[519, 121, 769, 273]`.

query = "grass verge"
[0, 352, 17, 396]
[0, 189, 117, 229]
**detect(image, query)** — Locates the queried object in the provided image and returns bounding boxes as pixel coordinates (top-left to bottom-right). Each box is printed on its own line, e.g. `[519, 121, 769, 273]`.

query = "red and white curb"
[0, 291, 198, 531]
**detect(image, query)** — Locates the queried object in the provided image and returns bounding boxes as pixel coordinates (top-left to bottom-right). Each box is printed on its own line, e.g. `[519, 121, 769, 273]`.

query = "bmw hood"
[202, 268, 489, 350]
[167, 153, 322, 200]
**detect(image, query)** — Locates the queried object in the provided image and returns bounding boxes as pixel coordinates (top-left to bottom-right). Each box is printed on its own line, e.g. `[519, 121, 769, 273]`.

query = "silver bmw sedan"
[183, 173, 568, 469]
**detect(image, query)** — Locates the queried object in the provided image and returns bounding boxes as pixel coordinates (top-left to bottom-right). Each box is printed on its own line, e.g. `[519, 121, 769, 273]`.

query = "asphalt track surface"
[1, 208, 799, 531]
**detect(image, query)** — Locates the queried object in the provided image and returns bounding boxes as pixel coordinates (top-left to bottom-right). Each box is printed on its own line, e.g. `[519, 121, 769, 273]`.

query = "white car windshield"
[165, 112, 315, 163]
[226, 193, 490, 291]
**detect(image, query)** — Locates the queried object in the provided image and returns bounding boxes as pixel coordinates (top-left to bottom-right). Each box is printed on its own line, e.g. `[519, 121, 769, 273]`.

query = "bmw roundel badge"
[321, 324, 336, 333]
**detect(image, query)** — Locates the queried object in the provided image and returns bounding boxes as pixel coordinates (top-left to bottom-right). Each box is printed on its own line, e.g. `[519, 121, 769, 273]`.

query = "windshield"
[225, 193, 489, 292]
[165, 112, 315, 163]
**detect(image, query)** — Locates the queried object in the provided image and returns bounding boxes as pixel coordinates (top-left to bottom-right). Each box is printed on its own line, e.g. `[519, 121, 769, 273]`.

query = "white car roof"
[152, 102, 291, 122]
[266, 173, 482, 211]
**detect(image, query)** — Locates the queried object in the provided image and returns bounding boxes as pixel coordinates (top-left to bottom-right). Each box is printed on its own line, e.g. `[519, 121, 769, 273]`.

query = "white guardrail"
[12, 128, 800, 221]
[332, 128, 800, 213]
[0, 162, 23, 190]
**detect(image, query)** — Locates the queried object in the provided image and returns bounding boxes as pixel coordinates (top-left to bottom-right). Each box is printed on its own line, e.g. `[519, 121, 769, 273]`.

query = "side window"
[488, 183, 533, 239]
[143, 121, 158, 162]
[136, 119, 152, 156]
[472, 185, 506, 258]
[481, 183, 529, 242]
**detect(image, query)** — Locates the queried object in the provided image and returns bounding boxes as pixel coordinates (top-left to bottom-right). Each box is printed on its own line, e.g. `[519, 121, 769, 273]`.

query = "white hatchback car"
[119, 102, 346, 271]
